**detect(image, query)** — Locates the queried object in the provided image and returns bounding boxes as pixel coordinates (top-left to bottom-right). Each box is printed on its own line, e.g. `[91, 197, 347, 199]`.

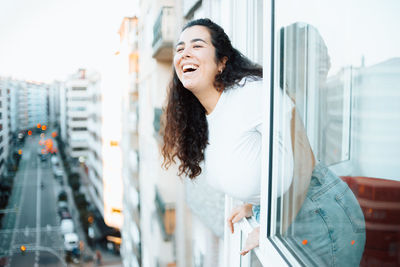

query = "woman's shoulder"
[229, 76, 264, 100]
[222, 76, 264, 112]
[237, 76, 263, 88]
[226, 76, 263, 96]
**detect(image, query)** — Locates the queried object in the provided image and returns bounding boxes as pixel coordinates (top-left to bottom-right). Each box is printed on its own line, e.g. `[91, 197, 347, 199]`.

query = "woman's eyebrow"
[190, 38, 207, 44]
[175, 38, 207, 48]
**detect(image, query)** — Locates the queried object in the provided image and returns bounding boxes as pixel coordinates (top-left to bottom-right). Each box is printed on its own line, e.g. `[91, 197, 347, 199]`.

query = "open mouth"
[182, 64, 198, 73]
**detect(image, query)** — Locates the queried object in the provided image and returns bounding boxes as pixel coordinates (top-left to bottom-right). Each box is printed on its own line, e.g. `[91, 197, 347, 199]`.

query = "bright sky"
[277, 0, 400, 75]
[0, 0, 136, 83]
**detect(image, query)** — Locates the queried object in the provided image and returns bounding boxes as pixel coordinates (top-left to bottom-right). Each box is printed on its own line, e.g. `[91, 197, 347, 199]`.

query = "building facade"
[119, 0, 400, 266]
[62, 69, 91, 161]
[118, 16, 142, 267]
[0, 81, 10, 176]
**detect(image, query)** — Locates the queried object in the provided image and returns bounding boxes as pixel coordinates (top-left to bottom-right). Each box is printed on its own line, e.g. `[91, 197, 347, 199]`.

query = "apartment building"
[16, 81, 29, 132]
[3, 80, 49, 132]
[118, 0, 264, 266]
[86, 72, 104, 215]
[118, 16, 142, 267]
[135, 1, 180, 266]
[0, 80, 10, 176]
[48, 81, 61, 129]
[62, 69, 91, 162]
[0, 77, 49, 177]
[7, 80, 18, 138]
[27, 81, 49, 130]
[120, 0, 400, 266]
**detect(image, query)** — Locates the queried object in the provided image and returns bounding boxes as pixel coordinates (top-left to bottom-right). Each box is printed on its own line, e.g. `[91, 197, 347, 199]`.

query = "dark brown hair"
[162, 18, 262, 179]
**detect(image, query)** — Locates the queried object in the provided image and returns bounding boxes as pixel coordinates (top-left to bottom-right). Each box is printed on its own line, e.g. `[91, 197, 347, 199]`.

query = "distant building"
[48, 81, 61, 129]
[86, 73, 104, 215]
[27, 81, 49, 130]
[0, 77, 49, 176]
[0, 79, 10, 175]
[61, 69, 92, 162]
[118, 16, 141, 267]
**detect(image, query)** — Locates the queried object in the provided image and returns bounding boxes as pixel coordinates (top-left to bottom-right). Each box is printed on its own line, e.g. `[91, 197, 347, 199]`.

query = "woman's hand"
[227, 203, 253, 234]
[240, 226, 260, 256]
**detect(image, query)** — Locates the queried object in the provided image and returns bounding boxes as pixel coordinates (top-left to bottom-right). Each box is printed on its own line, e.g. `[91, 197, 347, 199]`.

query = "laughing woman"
[161, 18, 365, 265]
[161, 17, 293, 255]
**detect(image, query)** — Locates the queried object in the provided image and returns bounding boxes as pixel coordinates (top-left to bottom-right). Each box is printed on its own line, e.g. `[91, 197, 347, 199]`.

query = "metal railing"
[152, 7, 175, 60]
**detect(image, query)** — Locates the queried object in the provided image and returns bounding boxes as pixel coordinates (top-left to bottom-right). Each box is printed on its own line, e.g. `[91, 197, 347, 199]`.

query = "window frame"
[258, 0, 305, 265]
[222, 0, 296, 266]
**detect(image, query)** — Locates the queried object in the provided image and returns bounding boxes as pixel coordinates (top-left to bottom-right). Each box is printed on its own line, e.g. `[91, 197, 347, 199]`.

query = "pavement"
[58, 153, 122, 266]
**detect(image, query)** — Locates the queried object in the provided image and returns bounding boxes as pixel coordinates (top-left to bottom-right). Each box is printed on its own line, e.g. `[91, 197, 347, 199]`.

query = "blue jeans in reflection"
[253, 162, 366, 266]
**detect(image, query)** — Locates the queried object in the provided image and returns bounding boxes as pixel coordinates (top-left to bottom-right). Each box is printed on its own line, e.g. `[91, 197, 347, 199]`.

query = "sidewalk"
[56, 155, 94, 266]
[71, 165, 122, 267]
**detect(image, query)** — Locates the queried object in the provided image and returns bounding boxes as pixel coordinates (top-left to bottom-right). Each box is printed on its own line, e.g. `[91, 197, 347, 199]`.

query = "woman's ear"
[219, 56, 228, 72]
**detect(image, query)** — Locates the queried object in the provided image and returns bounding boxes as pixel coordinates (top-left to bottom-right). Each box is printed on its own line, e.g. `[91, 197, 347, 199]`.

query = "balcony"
[155, 187, 175, 241]
[152, 7, 175, 61]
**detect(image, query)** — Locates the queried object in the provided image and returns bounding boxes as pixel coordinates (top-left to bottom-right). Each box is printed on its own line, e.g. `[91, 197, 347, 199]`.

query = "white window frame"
[222, 0, 296, 266]
[257, 0, 295, 265]
[256, 0, 355, 265]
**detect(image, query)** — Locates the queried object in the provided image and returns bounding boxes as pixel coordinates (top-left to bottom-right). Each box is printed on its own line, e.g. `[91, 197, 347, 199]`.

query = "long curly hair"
[162, 18, 262, 179]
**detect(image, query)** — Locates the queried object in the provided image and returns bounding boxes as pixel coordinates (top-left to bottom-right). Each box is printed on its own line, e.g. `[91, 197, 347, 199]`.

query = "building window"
[72, 147, 87, 152]
[68, 97, 89, 101]
[68, 107, 87, 112]
[72, 117, 87, 121]
[71, 87, 86, 91]
[260, 1, 400, 266]
[72, 127, 87, 131]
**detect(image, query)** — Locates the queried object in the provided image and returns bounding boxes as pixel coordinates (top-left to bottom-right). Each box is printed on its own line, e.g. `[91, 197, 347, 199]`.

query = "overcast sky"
[0, 0, 135, 83]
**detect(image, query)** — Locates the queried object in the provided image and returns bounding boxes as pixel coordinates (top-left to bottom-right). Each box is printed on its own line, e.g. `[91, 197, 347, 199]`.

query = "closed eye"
[176, 47, 184, 52]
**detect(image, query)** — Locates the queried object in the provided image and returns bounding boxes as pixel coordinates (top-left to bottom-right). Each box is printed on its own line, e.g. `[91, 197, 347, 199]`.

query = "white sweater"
[202, 78, 294, 205]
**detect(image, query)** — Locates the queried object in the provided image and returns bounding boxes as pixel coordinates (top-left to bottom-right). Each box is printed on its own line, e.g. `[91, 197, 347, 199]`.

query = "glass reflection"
[273, 1, 400, 265]
[276, 22, 365, 266]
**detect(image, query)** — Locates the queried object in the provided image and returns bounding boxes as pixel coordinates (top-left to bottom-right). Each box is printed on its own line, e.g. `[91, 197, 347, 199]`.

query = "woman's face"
[173, 25, 224, 93]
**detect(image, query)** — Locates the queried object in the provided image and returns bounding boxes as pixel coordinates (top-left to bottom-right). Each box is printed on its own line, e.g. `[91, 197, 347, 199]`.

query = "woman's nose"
[181, 47, 192, 58]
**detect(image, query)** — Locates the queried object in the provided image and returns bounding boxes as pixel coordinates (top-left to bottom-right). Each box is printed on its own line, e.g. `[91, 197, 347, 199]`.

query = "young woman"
[162, 18, 365, 265]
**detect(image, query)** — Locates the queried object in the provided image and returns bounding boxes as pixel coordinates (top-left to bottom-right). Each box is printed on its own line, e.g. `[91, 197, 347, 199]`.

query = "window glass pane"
[272, 0, 400, 266]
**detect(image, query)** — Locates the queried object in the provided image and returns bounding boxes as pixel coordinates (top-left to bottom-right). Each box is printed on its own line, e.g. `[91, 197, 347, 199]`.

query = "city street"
[0, 134, 66, 267]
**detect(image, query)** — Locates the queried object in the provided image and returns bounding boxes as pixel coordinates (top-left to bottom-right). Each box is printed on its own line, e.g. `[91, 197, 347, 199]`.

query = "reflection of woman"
[162, 18, 365, 264]
[279, 23, 366, 266]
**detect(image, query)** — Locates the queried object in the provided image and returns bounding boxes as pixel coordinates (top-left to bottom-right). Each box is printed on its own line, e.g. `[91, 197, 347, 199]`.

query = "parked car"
[63, 232, 79, 252]
[58, 190, 68, 201]
[60, 219, 74, 235]
[51, 155, 59, 166]
[60, 210, 72, 220]
[37, 149, 48, 161]
[57, 200, 69, 216]
[53, 167, 63, 179]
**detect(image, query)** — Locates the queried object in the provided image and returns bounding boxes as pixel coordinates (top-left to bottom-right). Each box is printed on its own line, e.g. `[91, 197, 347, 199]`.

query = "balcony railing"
[155, 187, 175, 241]
[152, 7, 175, 61]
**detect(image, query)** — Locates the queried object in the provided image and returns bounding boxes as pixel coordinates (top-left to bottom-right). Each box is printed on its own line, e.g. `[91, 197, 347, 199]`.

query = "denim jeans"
[253, 162, 366, 266]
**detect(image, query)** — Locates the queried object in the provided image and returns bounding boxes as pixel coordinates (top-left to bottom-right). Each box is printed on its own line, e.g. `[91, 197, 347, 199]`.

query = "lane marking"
[7, 149, 31, 267]
[36, 156, 42, 266]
